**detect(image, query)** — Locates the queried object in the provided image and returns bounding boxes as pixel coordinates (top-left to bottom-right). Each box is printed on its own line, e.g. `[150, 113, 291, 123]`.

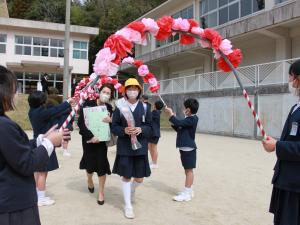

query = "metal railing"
[144, 58, 300, 95]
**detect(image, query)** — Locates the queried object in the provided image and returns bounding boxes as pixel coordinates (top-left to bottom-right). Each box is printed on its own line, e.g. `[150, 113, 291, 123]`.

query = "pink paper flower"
[122, 57, 135, 64]
[172, 18, 190, 32]
[116, 27, 142, 44]
[199, 40, 210, 48]
[191, 27, 204, 36]
[219, 39, 233, 56]
[148, 78, 158, 87]
[138, 65, 149, 77]
[114, 83, 121, 90]
[93, 48, 119, 76]
[142, 18, 159, 36]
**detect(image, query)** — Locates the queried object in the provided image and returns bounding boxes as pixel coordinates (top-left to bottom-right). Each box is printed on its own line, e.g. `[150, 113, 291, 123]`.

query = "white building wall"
[0, 29, 90, 74]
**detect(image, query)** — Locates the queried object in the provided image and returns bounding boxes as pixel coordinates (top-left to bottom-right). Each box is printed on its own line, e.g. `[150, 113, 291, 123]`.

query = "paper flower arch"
[63, 16, 273, 140]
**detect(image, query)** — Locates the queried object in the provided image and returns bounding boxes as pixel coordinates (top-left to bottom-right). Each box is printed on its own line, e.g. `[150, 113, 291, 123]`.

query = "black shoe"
[97, 200, 104, 205]
[88, 187, 94, 193]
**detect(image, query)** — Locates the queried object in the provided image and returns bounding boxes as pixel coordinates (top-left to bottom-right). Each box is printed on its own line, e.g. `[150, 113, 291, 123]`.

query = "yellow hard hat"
[124, 78, 142, 89]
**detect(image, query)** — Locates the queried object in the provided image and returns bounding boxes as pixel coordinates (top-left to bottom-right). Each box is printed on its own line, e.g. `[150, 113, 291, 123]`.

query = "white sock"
[37, 190, 46, 199]
[184, 187, 192, 193]
[131, 181, 141, 194]
[122, 181, 132, 208]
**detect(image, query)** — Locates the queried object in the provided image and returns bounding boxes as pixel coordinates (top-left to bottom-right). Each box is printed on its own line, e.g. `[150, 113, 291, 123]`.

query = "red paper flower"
[155, 16, 174, 41]
[104, 34, 133, 60]
[217, 49, 242, 72]
[203, 28, 222, 50]
[127, 21, 146, 37]
[180, 35, 195, 45]
[133, 60, 144, 67]
[143, 73, 155, 83]
[150, 83, 160, 93]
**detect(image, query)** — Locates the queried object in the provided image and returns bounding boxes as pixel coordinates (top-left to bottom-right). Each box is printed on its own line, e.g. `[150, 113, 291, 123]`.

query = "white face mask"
[126, 90, 139, 99]
[99, 93, 110, 103]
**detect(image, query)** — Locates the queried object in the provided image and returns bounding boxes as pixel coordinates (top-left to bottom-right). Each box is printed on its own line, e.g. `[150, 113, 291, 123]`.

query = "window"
[15, 35, 32, 55]
[73, 41, 88, 59]
[275, 0, 289, 4]
[15, 35, 64, 58]
[50, 39, 64, 58]
[156, 5, 194, 48]
[200, 0, 265, 28]
[0, 34, 7, 53]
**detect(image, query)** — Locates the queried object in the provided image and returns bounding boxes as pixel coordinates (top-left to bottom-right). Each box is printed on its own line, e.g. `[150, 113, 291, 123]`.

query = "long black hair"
[0, 66, 17, 115]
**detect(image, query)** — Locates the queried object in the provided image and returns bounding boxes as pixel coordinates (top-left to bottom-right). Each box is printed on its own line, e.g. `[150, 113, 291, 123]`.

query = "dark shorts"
[180, 149, 196, 169]
[149, 137, 160, 144]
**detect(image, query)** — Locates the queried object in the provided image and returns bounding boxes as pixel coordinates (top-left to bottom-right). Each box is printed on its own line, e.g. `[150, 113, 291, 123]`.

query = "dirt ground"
[33, 130, 275, 225]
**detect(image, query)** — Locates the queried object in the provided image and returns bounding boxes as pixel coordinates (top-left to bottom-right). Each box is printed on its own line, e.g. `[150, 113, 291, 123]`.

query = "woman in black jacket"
[77, 83, 115, 205]
[0, 66, 70, 225]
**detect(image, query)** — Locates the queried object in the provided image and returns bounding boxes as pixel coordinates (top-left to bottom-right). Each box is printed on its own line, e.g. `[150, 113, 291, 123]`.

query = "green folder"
[83, 106, 110, 141]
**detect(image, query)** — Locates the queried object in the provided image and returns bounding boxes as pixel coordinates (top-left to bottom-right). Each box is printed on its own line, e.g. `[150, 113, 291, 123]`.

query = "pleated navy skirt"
[36, 150, 59, 172]
[270, 187, 300, 225]
[0, 206, 41, 225]
[112, 154, 151, 179]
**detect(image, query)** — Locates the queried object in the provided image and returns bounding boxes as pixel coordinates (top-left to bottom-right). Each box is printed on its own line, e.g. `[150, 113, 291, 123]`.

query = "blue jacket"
[112, 101, 152, 156]
[151, 110, 161, 138]
[170, 115, 198, 149]
[28, 102, 71, 138]
[272, 104, 300, 192]
[0, 115, 49, 213]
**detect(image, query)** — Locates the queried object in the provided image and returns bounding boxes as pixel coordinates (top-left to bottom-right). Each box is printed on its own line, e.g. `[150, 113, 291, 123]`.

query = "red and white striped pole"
[60, 76, 100, 130]
[218, 50, 268, 140]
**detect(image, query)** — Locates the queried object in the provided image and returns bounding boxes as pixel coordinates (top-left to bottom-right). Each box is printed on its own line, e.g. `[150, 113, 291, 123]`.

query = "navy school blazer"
[0, 115, 49, 213]
[169, 114, 198, 149]
[151, 109, 161, 138]
[28, 101, 71, 138]
[272, 104, 300, 192]
[111, 101, 152, 156]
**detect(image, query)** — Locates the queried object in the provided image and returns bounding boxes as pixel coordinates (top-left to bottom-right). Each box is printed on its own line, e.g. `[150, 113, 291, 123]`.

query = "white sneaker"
[173, 191, 192, 202]
[124, 206, 135, 219]
[38, 197, 55, 206]
[150, 163, 158, 169]
[63, 150, 71, 157]
[177, 190, 194, 198]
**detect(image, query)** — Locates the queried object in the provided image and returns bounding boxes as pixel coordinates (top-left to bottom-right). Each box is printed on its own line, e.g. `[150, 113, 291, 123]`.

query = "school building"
[121, 0, 300, 139]
[0, 3, 98, 94]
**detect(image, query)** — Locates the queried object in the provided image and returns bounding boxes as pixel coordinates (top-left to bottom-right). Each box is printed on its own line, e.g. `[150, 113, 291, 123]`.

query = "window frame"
[73, 40, 88, 59]
[14, 35, 64, 58]
[0, 34, 7, 54]
[200, 0, 265, 28]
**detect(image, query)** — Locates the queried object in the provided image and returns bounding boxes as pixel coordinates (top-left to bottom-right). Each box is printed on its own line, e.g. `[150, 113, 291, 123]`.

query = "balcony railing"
[143, 58, 300, 95]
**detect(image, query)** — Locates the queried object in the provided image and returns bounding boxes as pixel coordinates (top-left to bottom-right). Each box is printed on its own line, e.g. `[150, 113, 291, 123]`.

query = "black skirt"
[112, 154, 151, 179]
[270, 186, 300, 225]
[0, 206, 41, 225]
[36, 150, 59, 172]
[80, 141, 111, 177]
